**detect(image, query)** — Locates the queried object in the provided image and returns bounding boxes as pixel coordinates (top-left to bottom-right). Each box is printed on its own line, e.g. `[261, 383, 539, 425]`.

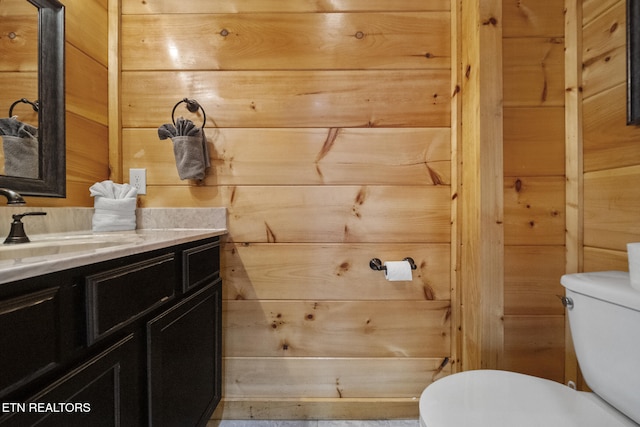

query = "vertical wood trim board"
[564, 0, 583, 387]
[450, 0, 462, 374]
[459, 0, 504, 371]
[108, 0, 123, 183]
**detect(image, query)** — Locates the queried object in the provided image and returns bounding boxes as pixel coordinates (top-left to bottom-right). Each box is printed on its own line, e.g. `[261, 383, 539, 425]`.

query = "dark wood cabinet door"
[0, 334, 141, 427]
[147, 279, 222, 427]
[0, 287, 61, 398]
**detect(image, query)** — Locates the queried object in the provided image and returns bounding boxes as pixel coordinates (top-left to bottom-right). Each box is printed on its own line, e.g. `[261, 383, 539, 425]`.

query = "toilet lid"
[420, 370, 638, 427]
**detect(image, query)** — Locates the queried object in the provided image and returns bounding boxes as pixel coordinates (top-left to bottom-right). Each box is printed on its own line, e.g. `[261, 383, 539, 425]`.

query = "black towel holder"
[171, 98, 206, 128]
[9, 98, 39, 117]
[369, 257, 417, 272]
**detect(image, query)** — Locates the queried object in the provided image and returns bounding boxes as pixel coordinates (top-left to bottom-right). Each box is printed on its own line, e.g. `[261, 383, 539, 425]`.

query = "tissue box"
[92, 196, 137, 232]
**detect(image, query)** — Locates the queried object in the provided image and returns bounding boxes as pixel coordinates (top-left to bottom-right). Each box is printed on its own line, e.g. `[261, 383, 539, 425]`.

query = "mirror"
[0, 0, 65, 197]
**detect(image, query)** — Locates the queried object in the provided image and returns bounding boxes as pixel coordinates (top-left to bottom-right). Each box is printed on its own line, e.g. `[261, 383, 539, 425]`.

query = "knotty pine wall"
[120, 0, 453, 420]
[62, 0, 110, 206]
[502, 0, 566, 382]
[579, 0, 640, 271]
[0, 0, 109, 207]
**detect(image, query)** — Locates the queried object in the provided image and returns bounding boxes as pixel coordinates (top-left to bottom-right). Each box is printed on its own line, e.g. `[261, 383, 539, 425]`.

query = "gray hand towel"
[0, 117, 39, 178]
[158, 117, 210, 180]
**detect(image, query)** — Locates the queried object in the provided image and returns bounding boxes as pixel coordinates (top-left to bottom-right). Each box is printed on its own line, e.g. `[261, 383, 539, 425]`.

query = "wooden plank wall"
[501, 0, 567, 382]
[119, 0, 453, 420]
[581, 0, 640, 271]
[56, 0, 110, 206]
[0, 0, 109, 206]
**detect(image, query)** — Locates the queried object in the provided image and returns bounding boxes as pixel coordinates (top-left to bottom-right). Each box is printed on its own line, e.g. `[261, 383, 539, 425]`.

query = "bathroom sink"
[0, 233, 143, 261]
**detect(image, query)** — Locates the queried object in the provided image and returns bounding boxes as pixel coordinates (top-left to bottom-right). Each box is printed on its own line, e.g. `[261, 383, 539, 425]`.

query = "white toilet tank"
[561, 271, 640, 424]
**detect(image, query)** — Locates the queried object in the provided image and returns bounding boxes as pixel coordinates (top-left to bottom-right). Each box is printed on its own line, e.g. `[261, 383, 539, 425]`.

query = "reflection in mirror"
[0, 1, 38, 179]
[0, 0, 65, 197]
[1, 100, 40, 179]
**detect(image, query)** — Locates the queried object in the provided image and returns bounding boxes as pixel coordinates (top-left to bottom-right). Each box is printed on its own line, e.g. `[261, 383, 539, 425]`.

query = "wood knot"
[515, 178, 523, 192]
[220, 29, 229, 37]
[355, 31, 365, 39]
[423, 285, 435, 300]
[482, 16, 498, 26]
[336, 262, 351, 276]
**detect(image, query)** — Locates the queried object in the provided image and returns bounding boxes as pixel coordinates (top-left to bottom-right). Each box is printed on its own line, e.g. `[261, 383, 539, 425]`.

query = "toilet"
[419, 270, 640, 427]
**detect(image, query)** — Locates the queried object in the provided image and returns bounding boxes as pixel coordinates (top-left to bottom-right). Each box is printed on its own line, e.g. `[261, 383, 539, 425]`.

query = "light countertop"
[0, 207, 227, 285]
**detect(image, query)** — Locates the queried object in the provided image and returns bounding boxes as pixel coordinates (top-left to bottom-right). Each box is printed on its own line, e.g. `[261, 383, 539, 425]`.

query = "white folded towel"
[90, 180, 138, 199]
[89, 180, 137, 232]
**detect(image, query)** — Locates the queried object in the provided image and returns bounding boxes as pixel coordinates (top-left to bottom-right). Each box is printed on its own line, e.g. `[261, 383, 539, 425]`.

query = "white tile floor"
[210, 420, 420, 427]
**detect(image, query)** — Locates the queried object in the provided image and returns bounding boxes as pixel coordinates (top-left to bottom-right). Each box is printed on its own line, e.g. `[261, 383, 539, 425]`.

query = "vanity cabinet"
[0, 236, 222, 427]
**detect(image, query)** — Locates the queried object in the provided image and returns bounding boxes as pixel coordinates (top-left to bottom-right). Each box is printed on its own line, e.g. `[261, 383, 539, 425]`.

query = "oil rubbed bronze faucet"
[0, 188, 26, 205]
[4, 212, 47, 244]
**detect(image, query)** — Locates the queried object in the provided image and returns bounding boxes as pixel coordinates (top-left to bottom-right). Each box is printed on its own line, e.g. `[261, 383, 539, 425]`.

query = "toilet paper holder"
[369, 257, 417, 271]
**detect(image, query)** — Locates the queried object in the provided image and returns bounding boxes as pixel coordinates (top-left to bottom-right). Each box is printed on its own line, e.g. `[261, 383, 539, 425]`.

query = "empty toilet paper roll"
[384, 260, 413, 281]
[627, 243, 640, 291]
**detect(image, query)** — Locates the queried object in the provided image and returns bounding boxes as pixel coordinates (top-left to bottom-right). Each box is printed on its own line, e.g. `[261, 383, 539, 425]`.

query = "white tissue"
[627, 243, 640, 291]
[384, 260, 413, 281]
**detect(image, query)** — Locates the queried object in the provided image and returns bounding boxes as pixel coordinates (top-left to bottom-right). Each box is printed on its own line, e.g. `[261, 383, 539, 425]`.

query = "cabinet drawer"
[86, 254, 176, 344]
[182, 240, 220, 293]
[0, 288, 61, 397]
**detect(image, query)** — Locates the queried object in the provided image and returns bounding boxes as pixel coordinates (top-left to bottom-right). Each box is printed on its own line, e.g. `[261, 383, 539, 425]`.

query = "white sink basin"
[0, 233, 143, 261]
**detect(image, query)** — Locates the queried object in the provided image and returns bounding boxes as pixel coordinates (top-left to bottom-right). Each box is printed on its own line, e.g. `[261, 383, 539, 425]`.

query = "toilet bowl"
[419, 370, 637, 427]
[419, 271, 640, 427]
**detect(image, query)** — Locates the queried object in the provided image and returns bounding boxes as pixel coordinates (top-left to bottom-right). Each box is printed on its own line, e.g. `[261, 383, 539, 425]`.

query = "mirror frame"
[0, 0, 65, 197]
[628, 0, 640, 125]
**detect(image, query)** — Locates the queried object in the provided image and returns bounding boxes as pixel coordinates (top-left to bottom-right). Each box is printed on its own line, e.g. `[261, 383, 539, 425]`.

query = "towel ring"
[171, 98, 206, 128]
[9, 98, 39, 117]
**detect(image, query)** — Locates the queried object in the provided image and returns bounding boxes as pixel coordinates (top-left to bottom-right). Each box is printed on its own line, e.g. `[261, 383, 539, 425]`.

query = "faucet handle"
[12, 211, 47, 221]
[4, 211, 47, 244]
